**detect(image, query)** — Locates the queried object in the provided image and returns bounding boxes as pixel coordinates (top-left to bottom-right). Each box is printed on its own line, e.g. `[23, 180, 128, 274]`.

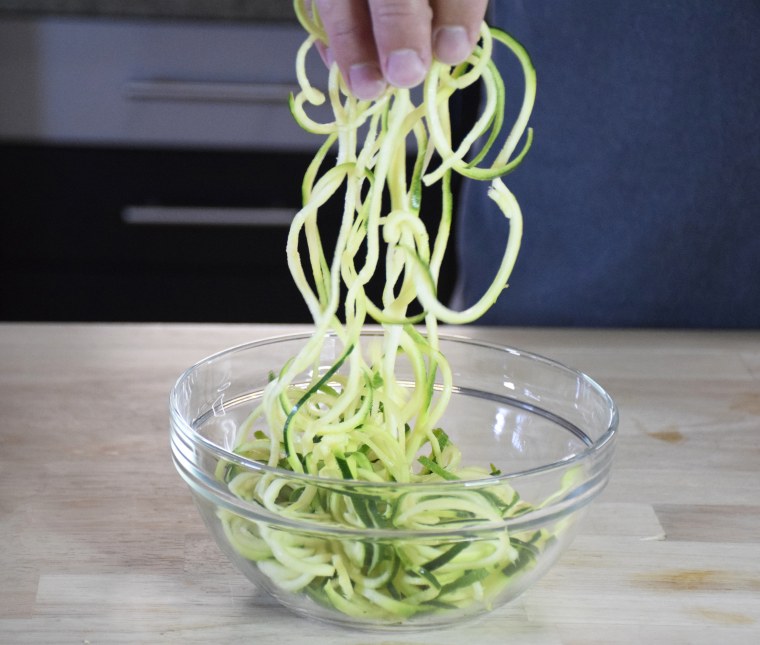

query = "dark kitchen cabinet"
[0, 17, 462, 322]
[1, 144, 322, 322]
[1, 141, 459, 322]
[0, 17, 327, 322]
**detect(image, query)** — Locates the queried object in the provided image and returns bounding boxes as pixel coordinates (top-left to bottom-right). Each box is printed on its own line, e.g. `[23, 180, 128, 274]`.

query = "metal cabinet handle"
[122, 206, 295, 227]
[123, 80, 297, 104]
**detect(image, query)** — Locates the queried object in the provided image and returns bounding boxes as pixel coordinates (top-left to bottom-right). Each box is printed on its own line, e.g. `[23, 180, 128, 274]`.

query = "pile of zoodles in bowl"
[214, 0, 547, 624]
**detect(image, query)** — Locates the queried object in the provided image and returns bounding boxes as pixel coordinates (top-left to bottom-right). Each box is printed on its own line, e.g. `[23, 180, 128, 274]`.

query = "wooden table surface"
[1, 323, 759, 644]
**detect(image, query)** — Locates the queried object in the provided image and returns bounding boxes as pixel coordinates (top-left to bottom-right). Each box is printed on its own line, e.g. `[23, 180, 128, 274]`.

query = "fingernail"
[348, 63, 387, 100]
[316, 42, 334, 69]
[433, 25, 471, 65]
[386, 49, 427, 88]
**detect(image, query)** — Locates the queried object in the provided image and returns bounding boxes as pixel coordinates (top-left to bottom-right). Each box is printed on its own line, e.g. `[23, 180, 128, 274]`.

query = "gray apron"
[453, 0, 760, 327]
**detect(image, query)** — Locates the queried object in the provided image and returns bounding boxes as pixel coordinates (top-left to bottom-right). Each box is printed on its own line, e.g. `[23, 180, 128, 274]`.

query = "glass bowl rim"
[170, 330, 619, 491]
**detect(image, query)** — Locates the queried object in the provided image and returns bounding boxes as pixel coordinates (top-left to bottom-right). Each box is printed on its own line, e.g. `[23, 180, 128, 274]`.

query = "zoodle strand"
[267, 2, 535, 464]
[217, 0, 541, 620]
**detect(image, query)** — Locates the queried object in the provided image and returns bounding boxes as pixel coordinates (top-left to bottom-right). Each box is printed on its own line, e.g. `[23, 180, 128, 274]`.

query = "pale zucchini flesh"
[215, 0, 547, 622]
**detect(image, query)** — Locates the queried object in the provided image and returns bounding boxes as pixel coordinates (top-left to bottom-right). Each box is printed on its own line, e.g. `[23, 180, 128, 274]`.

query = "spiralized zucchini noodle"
[215, 0, 545, 621]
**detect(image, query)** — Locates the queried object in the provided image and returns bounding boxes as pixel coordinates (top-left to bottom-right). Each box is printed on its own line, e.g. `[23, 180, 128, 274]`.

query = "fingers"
[314, 0, 387, 100]
[367, 0, 433, 89]
[430, 0, 489, 65]
[314, 0, 489, 100]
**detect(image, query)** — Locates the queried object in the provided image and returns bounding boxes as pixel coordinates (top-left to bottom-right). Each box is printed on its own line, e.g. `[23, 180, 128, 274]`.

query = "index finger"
[314, 0, 387, 100]
[367, 0, 433, 89]
[430, 0, 489, 65]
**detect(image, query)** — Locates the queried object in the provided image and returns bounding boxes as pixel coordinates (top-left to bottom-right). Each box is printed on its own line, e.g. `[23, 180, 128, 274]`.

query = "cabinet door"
[0, 142, 460, 322]
[0, 144, 325, 322]
[0, 17, 329, 150]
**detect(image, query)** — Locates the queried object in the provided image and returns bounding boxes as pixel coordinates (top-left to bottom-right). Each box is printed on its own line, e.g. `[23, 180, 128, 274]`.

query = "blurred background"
[1, 1, 466, 323]
[2, 1, 758, 327]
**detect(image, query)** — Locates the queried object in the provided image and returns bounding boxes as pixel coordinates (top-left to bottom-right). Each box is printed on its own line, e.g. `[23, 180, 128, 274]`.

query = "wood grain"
[1, 323, 759, 644]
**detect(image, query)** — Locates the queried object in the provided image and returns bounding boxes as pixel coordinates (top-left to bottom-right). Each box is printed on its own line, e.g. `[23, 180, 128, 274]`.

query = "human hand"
[313, 0, 489, 100]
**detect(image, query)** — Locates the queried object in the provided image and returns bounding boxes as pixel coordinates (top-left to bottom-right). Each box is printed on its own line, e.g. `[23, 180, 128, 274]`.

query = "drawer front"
[0, 144, 324, 322]
[0, 142, 458, 323]
[0, 17, 329, 150]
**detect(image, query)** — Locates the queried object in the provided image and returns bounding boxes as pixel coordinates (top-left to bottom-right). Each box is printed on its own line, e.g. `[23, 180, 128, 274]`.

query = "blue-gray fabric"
[453, 0, 760, 328]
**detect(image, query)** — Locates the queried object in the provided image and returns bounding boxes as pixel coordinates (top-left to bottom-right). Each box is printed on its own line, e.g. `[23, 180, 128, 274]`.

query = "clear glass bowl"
[170, 332, 618, 630]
